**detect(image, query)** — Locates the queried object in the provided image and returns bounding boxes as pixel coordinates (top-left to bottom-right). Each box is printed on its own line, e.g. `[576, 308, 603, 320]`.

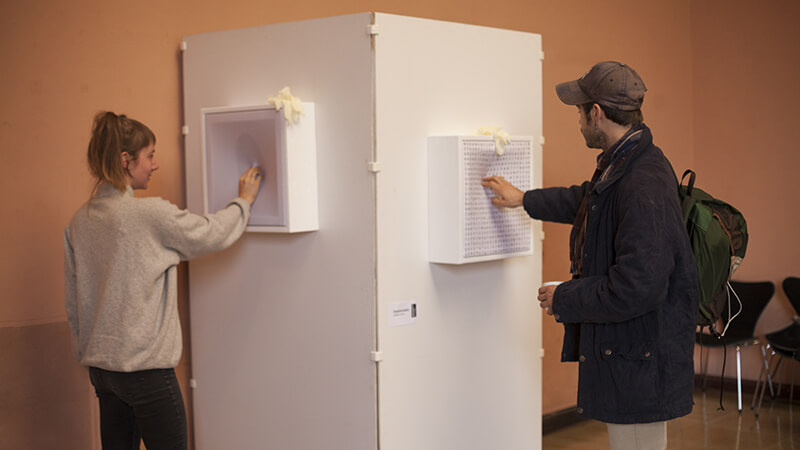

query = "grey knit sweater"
[64, 183, 250, 372]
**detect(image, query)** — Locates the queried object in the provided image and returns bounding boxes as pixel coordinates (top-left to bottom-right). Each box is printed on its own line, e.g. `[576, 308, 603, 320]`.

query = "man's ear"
[591, 103, 603, 123]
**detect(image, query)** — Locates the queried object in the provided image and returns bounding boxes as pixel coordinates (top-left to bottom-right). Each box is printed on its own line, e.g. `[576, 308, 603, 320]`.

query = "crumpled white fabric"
[475, 126, 511, 155]
[267, 87, 305, 125]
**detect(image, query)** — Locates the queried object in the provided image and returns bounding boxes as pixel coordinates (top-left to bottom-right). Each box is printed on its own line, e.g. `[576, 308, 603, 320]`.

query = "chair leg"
[752, 344, 768, 410]
[756, 351, 787, 417]
[755, 349, 775, 417]
[766, 346, 775, 398]
[755, 374, 766, 417]
[791, 352, 797, 405]
[736, 345, 743, 412]
[774, 357, 785, 397]
[701, 344, 709, 391]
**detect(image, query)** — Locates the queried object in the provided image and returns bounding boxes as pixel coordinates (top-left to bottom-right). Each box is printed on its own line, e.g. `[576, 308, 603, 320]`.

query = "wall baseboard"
[542, 374, 800, 435]
[696, 373, 758, 392]
[695, 373, 800, 402]
[542, 406, 587, 435]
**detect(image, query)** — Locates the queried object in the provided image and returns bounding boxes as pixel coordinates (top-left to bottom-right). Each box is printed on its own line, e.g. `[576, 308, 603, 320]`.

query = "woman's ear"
[120, 152, 129, 169]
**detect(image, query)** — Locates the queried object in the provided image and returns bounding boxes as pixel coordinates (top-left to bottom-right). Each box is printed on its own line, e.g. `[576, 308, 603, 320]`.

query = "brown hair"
[87, 111, 155, 194]
[580, 102, 643, 127]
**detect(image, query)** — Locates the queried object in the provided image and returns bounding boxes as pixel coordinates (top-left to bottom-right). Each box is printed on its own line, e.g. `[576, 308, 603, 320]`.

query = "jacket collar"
[593, 123, 653, 193]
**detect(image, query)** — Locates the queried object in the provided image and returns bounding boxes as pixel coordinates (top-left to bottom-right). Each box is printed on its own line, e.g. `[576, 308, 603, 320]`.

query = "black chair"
[696, 280, 775, 412]
[754, 277, 800, 416]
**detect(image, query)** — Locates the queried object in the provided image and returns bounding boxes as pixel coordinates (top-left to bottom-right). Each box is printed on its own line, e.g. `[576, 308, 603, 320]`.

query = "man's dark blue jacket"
[523, 124, 700, 424]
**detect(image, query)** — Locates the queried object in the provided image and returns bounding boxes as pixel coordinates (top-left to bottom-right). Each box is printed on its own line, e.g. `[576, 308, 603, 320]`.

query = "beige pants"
[606, 421, 667, 450]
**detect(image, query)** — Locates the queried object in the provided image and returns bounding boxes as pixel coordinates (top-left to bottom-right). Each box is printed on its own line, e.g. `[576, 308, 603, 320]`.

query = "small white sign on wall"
[389, 301, 418, 327]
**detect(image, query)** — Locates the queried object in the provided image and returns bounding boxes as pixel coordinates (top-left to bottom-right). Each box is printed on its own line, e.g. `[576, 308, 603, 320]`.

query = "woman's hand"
[481, 175, 524, 208]
[238, 167, 263, 205]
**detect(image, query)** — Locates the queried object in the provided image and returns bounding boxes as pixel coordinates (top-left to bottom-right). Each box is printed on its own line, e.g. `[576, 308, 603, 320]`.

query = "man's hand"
[481, 175, 524, 208]
[538, 284, 558, 316]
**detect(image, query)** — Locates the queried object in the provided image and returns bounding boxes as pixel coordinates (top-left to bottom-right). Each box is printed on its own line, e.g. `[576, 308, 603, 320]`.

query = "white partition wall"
[374, 13, 543, 450]
[182, 14, 377, 450]
[183, 12, 543, 450]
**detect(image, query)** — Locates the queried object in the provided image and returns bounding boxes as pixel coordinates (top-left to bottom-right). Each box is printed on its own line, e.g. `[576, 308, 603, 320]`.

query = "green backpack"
[678, 169, 749, 332]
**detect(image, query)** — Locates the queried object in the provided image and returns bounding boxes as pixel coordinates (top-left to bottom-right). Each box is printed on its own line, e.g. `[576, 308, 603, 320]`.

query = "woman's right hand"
[239, 167, 263, 205]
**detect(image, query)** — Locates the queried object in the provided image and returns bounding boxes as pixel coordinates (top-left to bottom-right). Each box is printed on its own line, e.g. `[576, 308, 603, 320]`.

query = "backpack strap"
[680, 169, 697, 226]
[681, 169, 696, 195]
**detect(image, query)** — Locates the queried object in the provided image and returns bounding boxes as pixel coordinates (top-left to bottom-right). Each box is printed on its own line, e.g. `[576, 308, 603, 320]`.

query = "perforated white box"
[428, 135, 533, 264]
[201, 103, 318, 233]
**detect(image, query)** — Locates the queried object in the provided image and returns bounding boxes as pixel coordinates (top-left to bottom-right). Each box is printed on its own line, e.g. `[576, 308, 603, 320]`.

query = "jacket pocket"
[596, 341, 661, 414]
[599, 341, 656, 361]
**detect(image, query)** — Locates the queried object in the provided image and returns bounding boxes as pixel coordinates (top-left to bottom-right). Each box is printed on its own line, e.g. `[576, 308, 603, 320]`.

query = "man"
[482, 61, 699, 450]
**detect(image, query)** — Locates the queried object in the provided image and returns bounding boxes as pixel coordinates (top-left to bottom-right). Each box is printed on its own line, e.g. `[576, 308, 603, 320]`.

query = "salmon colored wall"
[690, 0, 800, 385]
[5, 0, 794, 447]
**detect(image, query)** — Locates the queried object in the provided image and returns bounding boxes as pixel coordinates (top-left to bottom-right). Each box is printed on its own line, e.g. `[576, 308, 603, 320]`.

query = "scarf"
[569, 125, 644, 276]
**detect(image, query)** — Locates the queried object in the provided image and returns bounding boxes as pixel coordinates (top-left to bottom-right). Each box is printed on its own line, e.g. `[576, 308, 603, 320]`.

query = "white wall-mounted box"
[428, 135, 534, 264]
[201, 103, 318, 233]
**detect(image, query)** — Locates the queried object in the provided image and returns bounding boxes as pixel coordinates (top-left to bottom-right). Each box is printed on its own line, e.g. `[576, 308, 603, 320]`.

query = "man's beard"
[581, 120, 607, 150]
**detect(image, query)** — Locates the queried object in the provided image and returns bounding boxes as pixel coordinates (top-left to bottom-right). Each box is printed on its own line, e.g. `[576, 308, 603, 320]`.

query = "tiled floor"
[543, 387, 798, 449]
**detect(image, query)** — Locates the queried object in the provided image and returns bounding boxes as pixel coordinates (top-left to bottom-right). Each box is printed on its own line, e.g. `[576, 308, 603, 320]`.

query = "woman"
[64, 111, 262, 449]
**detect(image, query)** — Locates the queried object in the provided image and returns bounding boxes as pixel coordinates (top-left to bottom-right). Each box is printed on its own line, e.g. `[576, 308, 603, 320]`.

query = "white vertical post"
[736, 345, 743, 412]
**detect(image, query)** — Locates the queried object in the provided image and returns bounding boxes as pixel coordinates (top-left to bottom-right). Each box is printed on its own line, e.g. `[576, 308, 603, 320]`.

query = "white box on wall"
[428, 135, 534, 264]
[201, 103, 318, 233]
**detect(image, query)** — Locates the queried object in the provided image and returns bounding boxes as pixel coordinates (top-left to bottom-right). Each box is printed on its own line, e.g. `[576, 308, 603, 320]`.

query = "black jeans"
[89, 367, 188, 450]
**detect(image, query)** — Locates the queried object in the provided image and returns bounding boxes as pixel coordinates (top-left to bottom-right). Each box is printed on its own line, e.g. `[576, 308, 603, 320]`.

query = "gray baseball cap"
[556, 61, 647, 111]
